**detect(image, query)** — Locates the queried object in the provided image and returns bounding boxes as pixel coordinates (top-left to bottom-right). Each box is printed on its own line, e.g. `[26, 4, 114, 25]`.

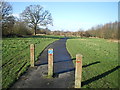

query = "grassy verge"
[66, 38, 119, 88]
[2, 35, 59, 89]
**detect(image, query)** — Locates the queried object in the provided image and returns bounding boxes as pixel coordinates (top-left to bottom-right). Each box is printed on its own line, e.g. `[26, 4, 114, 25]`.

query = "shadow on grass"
[26, 35, 82, 39]
[13, 35, 83, 39]
[81, 66, 120, 87]
[23, 35, 66, 39]
[3, 34, 85, 39]
[53, 60, 100, 78]
[82, 61, 100, 68]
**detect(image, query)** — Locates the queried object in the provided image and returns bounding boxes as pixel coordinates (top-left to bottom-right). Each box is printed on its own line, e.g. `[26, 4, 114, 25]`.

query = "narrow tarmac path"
[11, 38, 75, 88]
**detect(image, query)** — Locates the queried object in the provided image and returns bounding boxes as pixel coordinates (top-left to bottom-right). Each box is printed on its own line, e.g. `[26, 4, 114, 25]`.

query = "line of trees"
[1, 1, 53, 37]
[49, 30, 91, 38]
[87, 21, 118, 39]
[50, 21, 118, 40]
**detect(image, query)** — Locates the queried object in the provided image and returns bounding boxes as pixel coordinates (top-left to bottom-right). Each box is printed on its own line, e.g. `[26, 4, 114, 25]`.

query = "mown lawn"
[2, 35, 60, 89]
[66, 38, 119, 88]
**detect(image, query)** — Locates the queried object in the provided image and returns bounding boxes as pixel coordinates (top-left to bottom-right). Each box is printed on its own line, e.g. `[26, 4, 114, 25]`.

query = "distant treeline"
[87, 21, 118, 39]
[50, 21, 119, 40]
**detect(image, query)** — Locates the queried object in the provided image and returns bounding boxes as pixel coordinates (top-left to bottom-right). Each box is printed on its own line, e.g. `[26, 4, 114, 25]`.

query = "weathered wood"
[75, 54, 82, 88]
[30, 44, 35, 67]
[48, 48, 53, 77]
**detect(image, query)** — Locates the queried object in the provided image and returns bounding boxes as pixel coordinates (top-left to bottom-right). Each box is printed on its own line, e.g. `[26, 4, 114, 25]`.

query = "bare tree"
[87, 21, 118, 39]
[0, 1, 15, 36]
[0, 0, 12, 19]
[21, 5, 53, 35]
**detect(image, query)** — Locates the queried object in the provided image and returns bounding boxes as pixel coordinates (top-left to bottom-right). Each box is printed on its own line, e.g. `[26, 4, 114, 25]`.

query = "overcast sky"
[10, 2, 118, 31]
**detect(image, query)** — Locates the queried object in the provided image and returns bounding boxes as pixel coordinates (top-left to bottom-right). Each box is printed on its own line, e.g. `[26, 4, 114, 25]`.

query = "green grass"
[2, 35, 59, 89]
[66, 38, 119, 88]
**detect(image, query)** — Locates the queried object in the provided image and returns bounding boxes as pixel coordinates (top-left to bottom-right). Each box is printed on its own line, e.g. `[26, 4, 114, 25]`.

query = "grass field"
[2, 35, 60, 89]
[66, 38, 119, 88]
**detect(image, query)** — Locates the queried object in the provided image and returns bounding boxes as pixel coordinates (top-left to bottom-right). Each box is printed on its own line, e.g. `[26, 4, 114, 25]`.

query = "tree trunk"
[34, 24, 37, 35]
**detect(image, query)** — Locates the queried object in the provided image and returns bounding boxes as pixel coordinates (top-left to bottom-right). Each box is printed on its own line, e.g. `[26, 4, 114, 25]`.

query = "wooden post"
[30, 44, 35, 67]
[48, 48, 53, 77]
[75, 54, 82, 88]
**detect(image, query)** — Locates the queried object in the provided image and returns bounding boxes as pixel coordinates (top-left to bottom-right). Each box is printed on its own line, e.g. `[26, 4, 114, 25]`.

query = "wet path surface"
[11, 38, 75, 88]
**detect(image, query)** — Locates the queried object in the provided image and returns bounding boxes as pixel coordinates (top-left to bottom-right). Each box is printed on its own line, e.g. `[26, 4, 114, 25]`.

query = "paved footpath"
[11, 38, 75, 88]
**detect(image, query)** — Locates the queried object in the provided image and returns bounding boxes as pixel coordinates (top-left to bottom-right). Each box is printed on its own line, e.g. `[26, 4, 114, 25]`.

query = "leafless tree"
[0, 0, 12, 19]
[0, 1, 15, 36]
[87, 21, 118, 39]
[21, 5, 53, 35]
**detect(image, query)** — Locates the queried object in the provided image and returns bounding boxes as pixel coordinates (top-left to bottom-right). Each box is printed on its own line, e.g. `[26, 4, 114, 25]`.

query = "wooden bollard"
[75, 54, 82, 88]
[48, 48, 53, 77]
[30, 44, 35, 67]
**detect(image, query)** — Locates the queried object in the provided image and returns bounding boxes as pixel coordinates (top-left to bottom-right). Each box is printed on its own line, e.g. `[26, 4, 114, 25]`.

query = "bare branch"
[21, 5, 53, 35]
[0, 1, 12, 19]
